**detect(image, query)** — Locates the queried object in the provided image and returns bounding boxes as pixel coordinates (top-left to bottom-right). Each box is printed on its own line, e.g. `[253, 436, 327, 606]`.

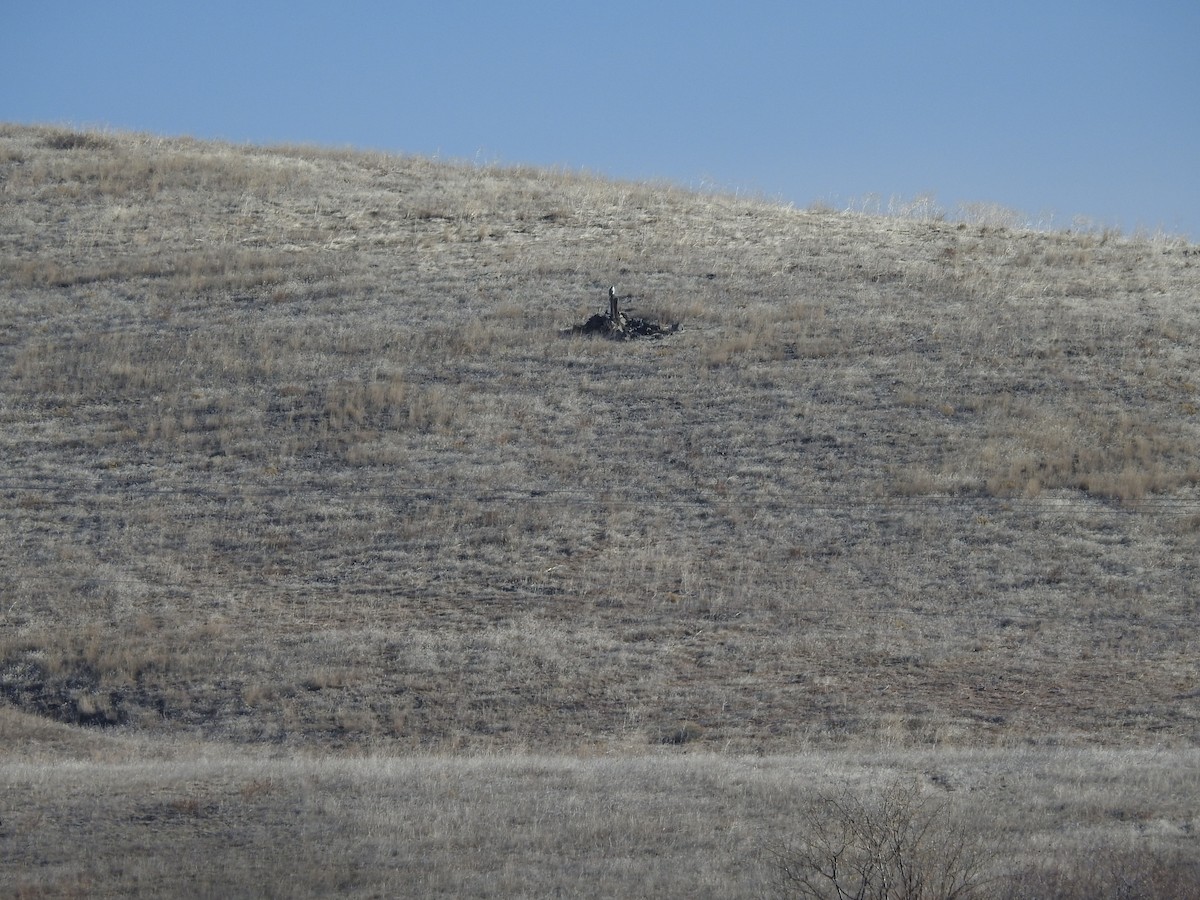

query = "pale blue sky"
[5, 1, 1197, 238]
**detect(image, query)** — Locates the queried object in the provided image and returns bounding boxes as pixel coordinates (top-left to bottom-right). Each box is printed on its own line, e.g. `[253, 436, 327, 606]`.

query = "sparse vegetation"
[1, 123, 1198, 895]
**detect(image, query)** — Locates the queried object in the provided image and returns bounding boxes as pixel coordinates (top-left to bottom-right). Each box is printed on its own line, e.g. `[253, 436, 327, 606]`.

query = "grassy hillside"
[1, 124, 1198, 895]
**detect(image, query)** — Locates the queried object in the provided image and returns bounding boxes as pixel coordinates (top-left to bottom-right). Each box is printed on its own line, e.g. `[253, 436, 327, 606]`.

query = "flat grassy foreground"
[2, 710, 1197, 897]
[1, 124, 1199, 895]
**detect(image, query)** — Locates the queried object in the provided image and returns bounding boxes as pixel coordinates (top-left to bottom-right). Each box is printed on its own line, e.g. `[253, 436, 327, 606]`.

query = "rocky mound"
[565, 287, 680, 340]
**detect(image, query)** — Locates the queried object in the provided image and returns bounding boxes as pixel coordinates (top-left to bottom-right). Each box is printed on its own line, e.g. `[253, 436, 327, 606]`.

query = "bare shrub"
[765, 779, 991, 900]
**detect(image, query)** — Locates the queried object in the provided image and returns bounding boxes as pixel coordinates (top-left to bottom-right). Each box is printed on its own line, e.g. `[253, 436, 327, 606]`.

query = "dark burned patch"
[0, 656, 126, 727]
[563, 288, 679, 341]
[565, 311, 680, 341]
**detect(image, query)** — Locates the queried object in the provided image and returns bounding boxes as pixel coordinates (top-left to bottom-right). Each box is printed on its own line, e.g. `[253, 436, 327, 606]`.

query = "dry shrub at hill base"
[1, 124, 1199, 896]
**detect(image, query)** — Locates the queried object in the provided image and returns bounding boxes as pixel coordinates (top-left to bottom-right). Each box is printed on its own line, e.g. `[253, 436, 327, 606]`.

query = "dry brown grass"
[0, 714, 1196, 897]
[1, 123, 1199, 895]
